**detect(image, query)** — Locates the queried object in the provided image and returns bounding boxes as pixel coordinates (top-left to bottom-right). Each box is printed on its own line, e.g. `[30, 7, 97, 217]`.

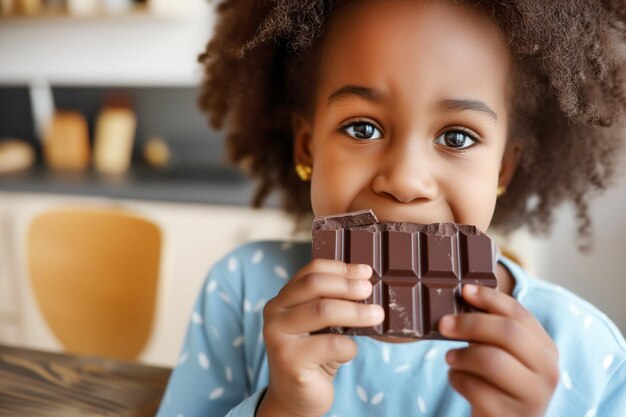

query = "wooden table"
[0, 344, 172, 416]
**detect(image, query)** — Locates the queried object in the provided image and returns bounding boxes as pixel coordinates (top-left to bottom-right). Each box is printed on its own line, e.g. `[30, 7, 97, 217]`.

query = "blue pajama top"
[156, 240, 626, 417]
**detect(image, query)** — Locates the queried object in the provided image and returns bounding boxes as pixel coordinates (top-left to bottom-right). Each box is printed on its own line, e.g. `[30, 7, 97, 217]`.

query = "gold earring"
[295, 164, 312, 181]
[497, 186, 507, 198]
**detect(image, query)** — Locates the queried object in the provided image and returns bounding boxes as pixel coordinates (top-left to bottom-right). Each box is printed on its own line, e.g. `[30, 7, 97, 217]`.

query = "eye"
[435, 130, 478, 150]
[341, 121, 383, 140]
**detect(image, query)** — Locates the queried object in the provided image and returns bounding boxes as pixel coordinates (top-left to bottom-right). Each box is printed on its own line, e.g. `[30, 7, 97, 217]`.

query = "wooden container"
[43, 111, 90, 171]
[93, 107, 137, 174]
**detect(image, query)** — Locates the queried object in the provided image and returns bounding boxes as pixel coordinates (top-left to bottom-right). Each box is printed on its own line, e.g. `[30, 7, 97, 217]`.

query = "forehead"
[316, 0, 512, 110]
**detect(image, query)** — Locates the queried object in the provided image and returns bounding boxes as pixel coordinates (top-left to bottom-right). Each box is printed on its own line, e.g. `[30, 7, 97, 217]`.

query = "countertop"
[0, 165, 278, 207]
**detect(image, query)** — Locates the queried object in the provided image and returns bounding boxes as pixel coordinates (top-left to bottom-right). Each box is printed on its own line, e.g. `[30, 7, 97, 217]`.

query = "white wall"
[0, 3, 213, 86]
[507, 156, 626, 334]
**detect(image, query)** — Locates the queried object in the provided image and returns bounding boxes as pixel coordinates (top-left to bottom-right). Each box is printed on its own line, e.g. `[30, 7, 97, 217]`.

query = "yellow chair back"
[27, 207, 161, 360]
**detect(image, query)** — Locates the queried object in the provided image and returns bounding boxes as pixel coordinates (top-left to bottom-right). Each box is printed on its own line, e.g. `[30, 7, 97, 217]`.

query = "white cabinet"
[0, 192, 303, 366]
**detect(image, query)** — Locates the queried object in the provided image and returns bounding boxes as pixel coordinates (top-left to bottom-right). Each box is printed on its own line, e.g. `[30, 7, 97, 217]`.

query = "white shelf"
[0, 2, 214, 87]
[0, 4, 180, 23]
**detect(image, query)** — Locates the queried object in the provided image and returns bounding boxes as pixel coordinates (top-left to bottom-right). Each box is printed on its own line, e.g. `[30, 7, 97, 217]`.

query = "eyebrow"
[327, 85, 498, 121]
[328, 85, 385, 105]
[439, 99, 498, 121]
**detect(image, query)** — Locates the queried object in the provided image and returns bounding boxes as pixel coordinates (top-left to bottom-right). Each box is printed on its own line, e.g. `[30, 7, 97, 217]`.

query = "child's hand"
[257, 259, 383, 417]
[440, 284, 559, 417]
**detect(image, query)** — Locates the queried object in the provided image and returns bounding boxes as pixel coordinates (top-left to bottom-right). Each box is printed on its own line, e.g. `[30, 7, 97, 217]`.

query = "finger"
[462, 284, 555, 352]
[293, 334, 358, 368]
[445, 344, 539, 400]
[272, 298, 384, 334]
[448, 369, 515, 417]
[439, 313, 554, 373]
[273, 273, 373, 310]
[292, 259, 372, 282]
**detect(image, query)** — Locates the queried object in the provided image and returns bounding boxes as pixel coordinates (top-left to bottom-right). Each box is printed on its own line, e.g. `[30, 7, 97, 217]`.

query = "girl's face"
[293, 0, 519, 231]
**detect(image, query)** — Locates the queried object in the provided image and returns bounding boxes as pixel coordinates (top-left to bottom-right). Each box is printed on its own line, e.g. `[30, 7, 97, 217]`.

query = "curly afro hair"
[198, 0, 626, 247]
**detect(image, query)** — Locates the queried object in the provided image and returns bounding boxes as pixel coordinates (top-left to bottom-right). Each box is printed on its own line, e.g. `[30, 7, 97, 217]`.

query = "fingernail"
[446, 350, 457, 365]
[370, 305, 384, 320]
[355, 279, 371, 293]
[439, 315, 455, 332]
[464, 284, 478, 295]
[356, 264, 372, 276]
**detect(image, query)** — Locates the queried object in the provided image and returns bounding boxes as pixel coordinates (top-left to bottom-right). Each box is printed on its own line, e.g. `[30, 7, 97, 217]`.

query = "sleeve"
[594, 359, 626, 417]
[156, 258, 265, 417]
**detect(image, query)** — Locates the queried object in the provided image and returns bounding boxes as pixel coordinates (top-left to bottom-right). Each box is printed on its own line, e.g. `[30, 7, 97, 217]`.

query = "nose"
[371, 143, 438, 204]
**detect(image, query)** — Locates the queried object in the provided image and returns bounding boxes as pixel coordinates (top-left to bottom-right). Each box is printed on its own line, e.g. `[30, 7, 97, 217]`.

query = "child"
[157, 1, 626, 416]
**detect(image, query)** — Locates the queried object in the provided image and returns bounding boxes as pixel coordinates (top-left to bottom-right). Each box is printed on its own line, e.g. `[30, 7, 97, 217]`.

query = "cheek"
[309, 163, 356, 216]
[444, 163, 499, 230]
[309, 148, 370, 216]
[455, 190, 497, 231]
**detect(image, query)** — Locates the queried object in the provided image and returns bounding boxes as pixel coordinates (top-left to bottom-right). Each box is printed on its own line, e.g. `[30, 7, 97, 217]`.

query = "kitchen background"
[0, 0, 624, 368]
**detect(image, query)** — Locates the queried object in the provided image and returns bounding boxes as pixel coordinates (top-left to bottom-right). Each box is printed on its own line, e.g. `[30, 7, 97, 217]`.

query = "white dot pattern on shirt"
[354, 385, 384, 405]
[274, 265, 289, 280]
[584, 409, 597, 417]
[568, 304, 581, 316]
[370, 392, 384, 405]
[206, 280, 218, 293]
[178, 352, 188, 365]
[209, 387, 224, 400]
[198, 352, 210, 370]
[394, 364, 410, 373]
[382, 345, 390, 363]
[232, 335, 244, 347]
[210, 325, 220, 339]
[228, 256, 238, 273]
[425, 348, 438, 360]
[219, 292, 233, 305]
[561, 371, 572, 390]
[417, 396, 426, 413]
[356, 386, 368, 403]
[252, 249, 263, 264]
[171, 247, 625, 417]
[191, 312, 203, 324]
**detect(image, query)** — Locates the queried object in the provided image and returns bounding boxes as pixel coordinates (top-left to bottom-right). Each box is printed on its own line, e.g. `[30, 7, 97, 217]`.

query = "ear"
[498, 142, 522, 189]
[292, 112, 314, 167]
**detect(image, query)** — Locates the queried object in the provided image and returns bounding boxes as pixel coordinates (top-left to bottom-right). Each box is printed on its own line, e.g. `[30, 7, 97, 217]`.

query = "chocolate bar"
[312, 209, 498, 340]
